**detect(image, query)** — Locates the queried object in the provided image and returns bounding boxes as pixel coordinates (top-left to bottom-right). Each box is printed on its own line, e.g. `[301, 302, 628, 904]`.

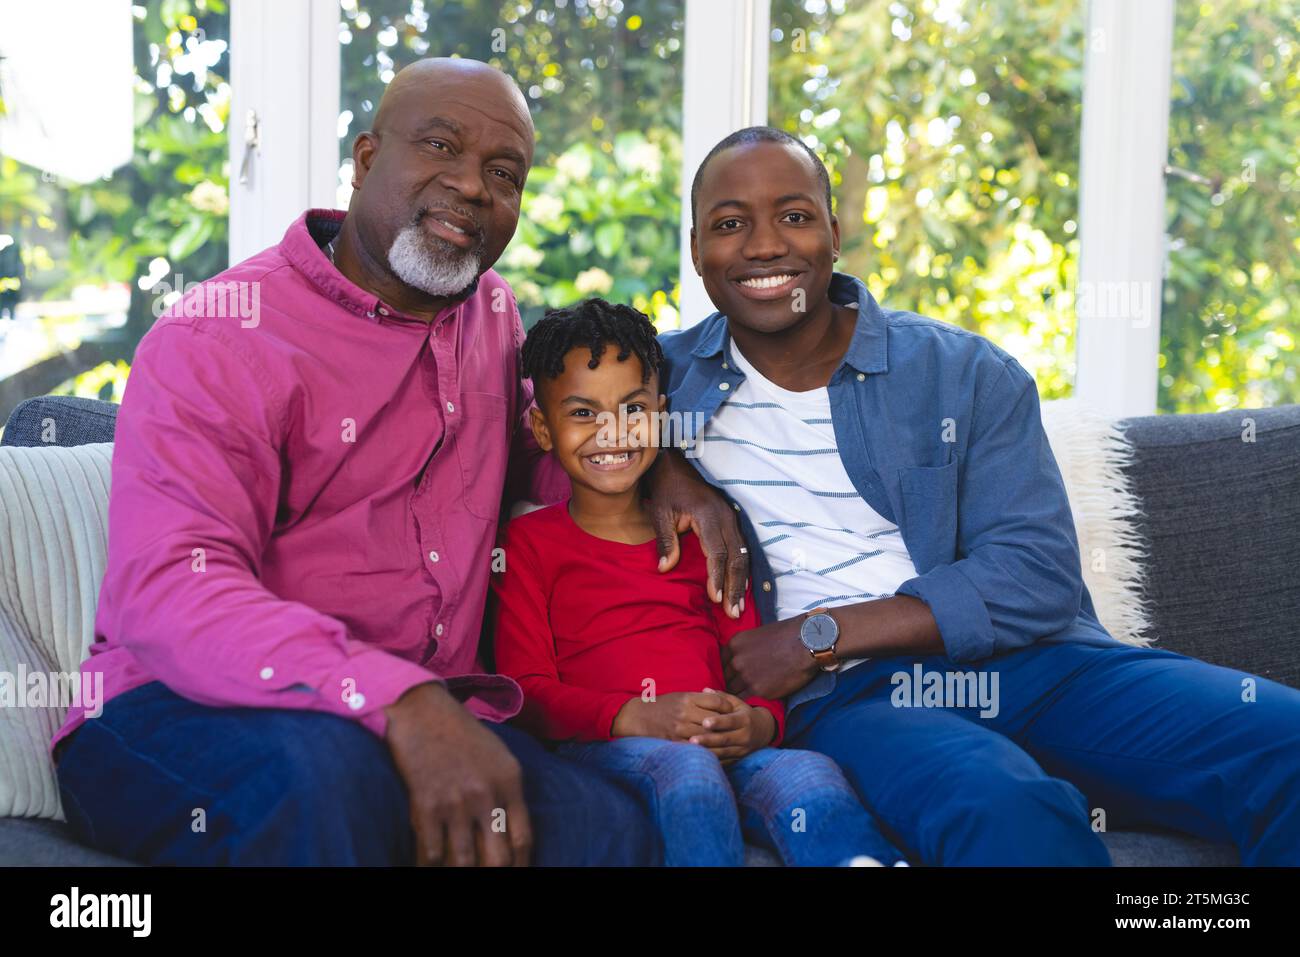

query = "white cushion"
[1039, 400, 1153, 646]
[0, 442, 112, 819]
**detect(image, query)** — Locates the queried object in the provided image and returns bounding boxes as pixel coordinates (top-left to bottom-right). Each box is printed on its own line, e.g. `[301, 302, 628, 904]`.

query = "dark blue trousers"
[54, 681, 660, 865]
[784, 642, 1300, 866]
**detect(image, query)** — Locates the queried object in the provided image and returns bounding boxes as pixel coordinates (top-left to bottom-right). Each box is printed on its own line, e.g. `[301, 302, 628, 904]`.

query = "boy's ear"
[656, 393, 667, 413]
[529, 405, 553, 453]
[689, 227, 702, 277]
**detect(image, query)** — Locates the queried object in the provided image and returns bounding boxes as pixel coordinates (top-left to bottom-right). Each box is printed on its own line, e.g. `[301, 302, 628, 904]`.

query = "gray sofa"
[2, 394, 1297, 866]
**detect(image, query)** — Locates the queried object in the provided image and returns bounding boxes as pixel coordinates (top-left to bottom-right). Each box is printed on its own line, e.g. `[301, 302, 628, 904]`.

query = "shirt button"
[366, 310, 376, 318]
[378, 307, 389, 316]
[721, 362, 729, 370]
[857, 372, 866, 381]
[429, 550, 440, 563]
[446, 401, 455, 413]
[435, 623, 445, 636]
[718, 382, 730, 392]
[259, 666, 274, 680]
[762, 581, 772, 592]
[348, 692, 366, 710]
[732, 503, 741, 512]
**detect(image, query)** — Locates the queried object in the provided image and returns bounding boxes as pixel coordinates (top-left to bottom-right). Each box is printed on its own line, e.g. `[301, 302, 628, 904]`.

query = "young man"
[661, 126, 1300, 866]
[50, 59, 748, 867]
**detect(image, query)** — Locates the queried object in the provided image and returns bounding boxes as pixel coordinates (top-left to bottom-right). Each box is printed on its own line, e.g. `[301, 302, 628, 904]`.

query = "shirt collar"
[688, 271, 889, 374]
[280, 208, 465, 326]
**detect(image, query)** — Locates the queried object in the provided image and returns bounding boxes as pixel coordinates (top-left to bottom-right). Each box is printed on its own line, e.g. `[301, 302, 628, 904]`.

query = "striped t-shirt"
[697, 338, 919, 673]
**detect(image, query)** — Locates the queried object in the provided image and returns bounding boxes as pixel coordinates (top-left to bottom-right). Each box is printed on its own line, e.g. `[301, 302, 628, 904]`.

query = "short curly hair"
[521, 298, 664, 393]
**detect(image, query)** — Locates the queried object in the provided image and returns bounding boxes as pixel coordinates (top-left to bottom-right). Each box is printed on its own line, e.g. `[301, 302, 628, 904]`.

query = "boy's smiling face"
[690, 139, 840, 334]
[530, 346, 666, 497]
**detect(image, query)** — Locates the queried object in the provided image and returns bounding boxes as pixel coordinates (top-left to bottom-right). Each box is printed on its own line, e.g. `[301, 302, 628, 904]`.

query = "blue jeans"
[557, 736, 903, 866]
[785, 642, 1300, 866]
[54, 681, 660, 866]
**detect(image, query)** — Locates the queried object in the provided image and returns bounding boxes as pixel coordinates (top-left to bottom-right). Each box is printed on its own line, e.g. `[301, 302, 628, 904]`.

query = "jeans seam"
[732, 757, 797, 861]
[57, 778, 99, 847]
[1025, 738, 1225, 777]
[84, 716, 227, 805]
[561, 743, 686, 858]
[561, 747, 667, 841]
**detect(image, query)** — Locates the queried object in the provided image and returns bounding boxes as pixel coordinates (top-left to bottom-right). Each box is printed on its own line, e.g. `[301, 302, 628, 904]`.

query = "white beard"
[386, 222, 481, 297]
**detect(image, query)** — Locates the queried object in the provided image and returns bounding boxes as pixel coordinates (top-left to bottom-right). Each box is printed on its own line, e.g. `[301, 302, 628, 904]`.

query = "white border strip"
[679, 0, 770, 327]
[1075, 0, 1175, 416]
[229, 0, 338, 264]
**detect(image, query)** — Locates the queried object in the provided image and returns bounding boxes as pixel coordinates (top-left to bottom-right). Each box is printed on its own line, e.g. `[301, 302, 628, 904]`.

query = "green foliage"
[1162, 0, 1300, 412]
[770, 0, 1085, 399]
[499, 132, 682, 327]
[769, 0, 1299, 412]
[0, 0, 229, 400]
[4, 0, 1294, 414]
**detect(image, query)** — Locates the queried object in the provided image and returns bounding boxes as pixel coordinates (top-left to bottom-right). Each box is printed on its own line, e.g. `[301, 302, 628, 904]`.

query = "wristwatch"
[799, 606, 841, 672]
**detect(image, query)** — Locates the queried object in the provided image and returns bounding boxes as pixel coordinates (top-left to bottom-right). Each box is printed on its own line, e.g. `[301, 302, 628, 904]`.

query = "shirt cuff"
[746, 698, 785, 747]
[599, 695, 634, 741]
[896, 563, 995, 663]
[320, 648, 444, 739]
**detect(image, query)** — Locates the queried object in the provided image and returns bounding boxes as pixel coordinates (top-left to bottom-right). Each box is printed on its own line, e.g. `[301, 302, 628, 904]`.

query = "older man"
[51, 58, 746, 866]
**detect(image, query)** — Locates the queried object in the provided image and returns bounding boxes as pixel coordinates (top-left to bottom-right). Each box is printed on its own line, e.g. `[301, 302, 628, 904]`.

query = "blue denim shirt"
[659, 272, 1125, 712]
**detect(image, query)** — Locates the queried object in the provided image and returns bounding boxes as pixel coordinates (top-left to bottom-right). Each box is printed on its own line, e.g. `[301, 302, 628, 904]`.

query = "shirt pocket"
[898, 460, 960, 568]
[455, 391, 510, 520]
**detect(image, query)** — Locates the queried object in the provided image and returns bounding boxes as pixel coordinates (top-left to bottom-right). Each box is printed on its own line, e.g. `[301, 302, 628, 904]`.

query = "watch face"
[800, 613, 838, 652]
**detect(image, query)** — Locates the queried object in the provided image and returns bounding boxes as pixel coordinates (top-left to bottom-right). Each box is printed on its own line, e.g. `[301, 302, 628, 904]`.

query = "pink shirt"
[51, 209, 568, 754]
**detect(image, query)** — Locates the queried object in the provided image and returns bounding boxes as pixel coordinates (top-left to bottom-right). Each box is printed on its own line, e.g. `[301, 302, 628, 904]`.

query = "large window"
[0, 0, 230, 423]
[768, 0, 1085, 399]
[1160, 0, 1300, 413]
[2, 0, 1294, 423]
[338, 0, 685, 330]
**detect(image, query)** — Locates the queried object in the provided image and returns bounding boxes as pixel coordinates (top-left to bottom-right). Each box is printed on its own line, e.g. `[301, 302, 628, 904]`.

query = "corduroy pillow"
[0, 442, 112, 820]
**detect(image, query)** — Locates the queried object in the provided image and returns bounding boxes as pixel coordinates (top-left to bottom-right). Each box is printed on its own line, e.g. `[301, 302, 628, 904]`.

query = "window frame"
[229, 0, 338, 265]
[1075, 0, 1175, 416]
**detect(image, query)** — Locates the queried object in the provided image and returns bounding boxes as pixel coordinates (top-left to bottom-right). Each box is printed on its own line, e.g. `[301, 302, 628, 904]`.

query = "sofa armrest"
[1118, 404, 1300, 687]
[1, 396, 119, 448]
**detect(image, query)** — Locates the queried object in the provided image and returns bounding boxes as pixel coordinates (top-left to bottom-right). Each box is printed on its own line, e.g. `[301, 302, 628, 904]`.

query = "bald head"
[342, 57, 535, 311]
[373, 57, 532, 142]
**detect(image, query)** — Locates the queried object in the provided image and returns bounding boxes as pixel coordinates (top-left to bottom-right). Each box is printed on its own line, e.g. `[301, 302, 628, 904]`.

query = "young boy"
[491, 297, 904, 866]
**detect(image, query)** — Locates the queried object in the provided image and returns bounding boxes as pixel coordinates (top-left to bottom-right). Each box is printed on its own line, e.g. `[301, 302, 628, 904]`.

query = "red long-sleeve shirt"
[491, 502, 784, 745]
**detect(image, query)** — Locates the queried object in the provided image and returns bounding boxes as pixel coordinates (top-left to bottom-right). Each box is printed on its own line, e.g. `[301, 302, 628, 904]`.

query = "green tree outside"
[2, 0, 1294, 416]
[1162, 0, 1299, 412]
[768, 0, 1299, 412]
[0, 0, 230, 409]
[340, 0, 686, 330]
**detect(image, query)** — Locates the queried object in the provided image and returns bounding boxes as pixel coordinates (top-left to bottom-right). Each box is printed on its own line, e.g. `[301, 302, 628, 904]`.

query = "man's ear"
[689, 227, 702, 277]
[830, 213, 841, 264]
[352, 131, 379, 189]
[529, 405, 553, 453]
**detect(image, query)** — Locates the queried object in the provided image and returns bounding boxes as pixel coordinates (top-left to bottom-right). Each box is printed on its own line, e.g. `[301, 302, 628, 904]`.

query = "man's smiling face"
[350, 59, 534, 300]
[690, 139, 840, 334]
